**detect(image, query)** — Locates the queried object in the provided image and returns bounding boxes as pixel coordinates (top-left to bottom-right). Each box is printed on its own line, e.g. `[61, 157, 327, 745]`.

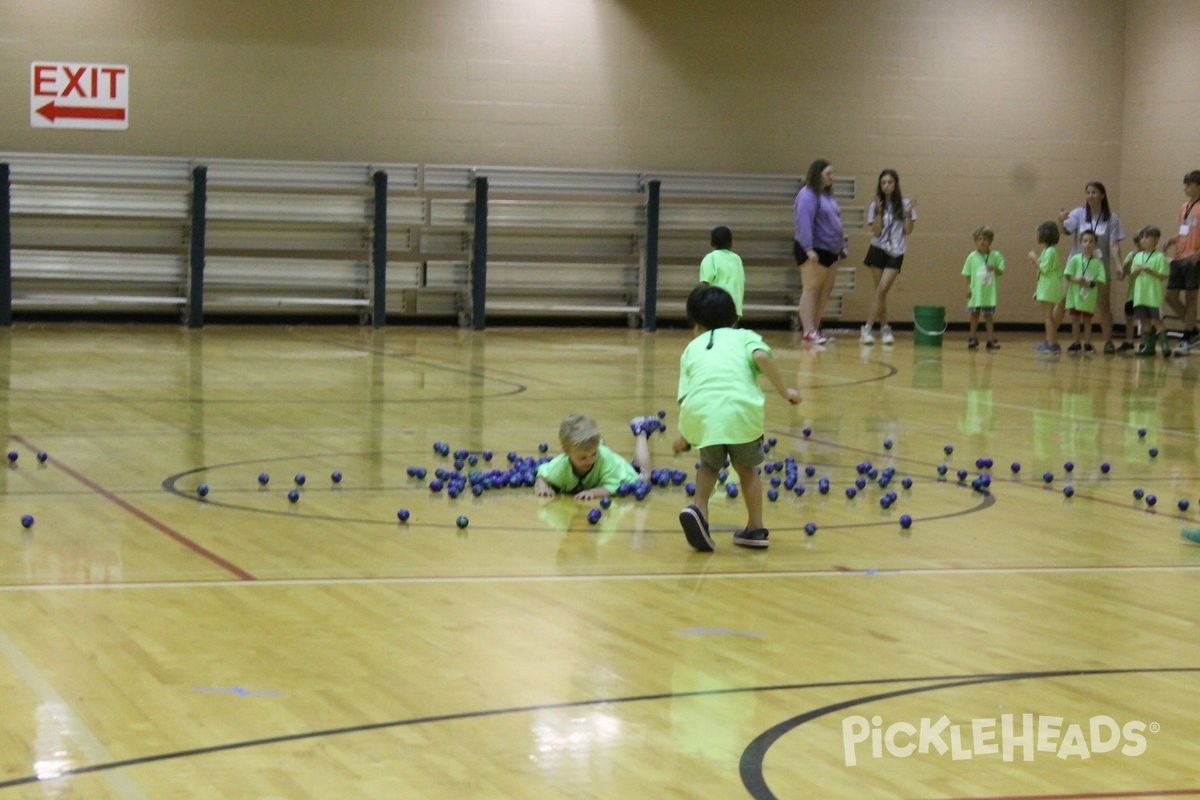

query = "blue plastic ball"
[944, 444, 954, 455]
[1100, 462, 1111, 474]
[794, 484, 806, 497]
[1179, 499, 1190, 512]
[718, 469, 729, 483]
[482, 451, 493, 461]
[767, 488, 779, 502]
[1146, 494, 1158, 507]
[258, 472, 270, 485]
[884, 439, 894, 450]
[805, 465, 817, 477]
[587, 508, 602, 525]
[1011, 462, 1021, 474]
[845, 487, 857, 499]
[767, 436, 778, 446]
[685, 482, 696, 496]
[456, 515, 469, 528]
[900, 514, 913, 529]
[1043, 472, 1054, 484]
[803, 427, 812, 437]
[1064, 461, 1074, 473]
[957, 469, 969, 481]
[287, 489, 300, 503]
[804, 522, 817, 536]
[6, 451, 16, 463]
[538, 443, 549, 453]
[1138, 428, 1147, 438]
[726, 483, 739, 498]
[901, 477, 913, 489]
[599, 496, 612, 509]
[397, 508, 410, 522]
[331, 471, 343, 483]
[294, 473, 306, 486]
[1133, 488, 1144, 500]
[1063, 485, 1074, 498]
[197, 484, 209, 497]
[855, 477, 867, 490]
[36, 452, 47, 463]
[20, 514, 33, 529]
[937, 464, 949, 476]
[1149, 447, 1159, 458]
[429, 479, 444, 492]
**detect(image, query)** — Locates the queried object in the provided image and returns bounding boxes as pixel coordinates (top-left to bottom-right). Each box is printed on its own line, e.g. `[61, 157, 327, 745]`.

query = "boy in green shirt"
[1128, 226, 1172, 357]
[534, 413, 657, 501]
[699, 225, 745, 318]
[961, 226, 1006, 350]
[1063, 230, 1108, 354]
[674, 285, 800, 551]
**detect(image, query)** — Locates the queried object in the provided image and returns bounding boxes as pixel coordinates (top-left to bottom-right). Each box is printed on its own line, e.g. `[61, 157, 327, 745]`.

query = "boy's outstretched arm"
[753, 350, 801, 405]
[534, 476, 558, 497]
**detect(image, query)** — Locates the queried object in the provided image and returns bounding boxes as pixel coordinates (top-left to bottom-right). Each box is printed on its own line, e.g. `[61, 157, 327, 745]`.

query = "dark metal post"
[642, 179, 661, 332]
[0, 164, 11, 326]
[470, 176, 488, 330]
[371, 170, 388, 328]
[187, 165, 207, 328]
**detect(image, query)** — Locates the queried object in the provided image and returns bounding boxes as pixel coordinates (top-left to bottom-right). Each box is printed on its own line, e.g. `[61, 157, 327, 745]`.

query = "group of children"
[535, 226, 801, 552]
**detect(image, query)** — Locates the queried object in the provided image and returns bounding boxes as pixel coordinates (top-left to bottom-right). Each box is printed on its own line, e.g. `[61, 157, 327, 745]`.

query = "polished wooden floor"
[0, 322, 1197, 799]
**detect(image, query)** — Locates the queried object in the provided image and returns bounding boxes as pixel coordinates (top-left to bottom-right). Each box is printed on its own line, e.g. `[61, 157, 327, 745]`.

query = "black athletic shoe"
[679, 505, 714, 552]
[733, 528, 770, 548]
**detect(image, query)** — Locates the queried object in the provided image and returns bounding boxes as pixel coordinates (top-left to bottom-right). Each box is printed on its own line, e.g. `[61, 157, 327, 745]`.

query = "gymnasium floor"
[0, 323, 1197, 799]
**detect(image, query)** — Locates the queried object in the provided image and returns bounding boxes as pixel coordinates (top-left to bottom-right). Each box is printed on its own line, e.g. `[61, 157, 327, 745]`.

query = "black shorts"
[863, 244, 904, 271]
[1167, 258, 1200, 291]
[793, 242, 838, 267]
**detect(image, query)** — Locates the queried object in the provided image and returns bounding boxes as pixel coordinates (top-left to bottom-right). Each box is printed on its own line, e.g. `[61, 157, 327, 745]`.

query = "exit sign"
[31, 62, 129, 130]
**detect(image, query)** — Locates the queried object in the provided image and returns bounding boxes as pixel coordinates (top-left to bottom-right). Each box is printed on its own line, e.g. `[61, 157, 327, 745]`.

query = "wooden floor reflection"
[0, 323, 1197, 799]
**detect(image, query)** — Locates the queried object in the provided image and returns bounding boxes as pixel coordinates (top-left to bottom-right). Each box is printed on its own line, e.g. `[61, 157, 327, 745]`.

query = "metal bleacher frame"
[0, 153, 858, 329]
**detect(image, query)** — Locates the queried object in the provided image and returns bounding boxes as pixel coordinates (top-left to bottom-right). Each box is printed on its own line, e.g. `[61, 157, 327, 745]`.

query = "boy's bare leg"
[733, 464, 764, 531]
[632, 431, 652, 474]
[693, 464, 718, 523]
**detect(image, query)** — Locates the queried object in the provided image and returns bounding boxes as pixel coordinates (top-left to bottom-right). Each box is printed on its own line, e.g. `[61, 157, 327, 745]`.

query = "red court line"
[950, 789, 1200, 799]
[10, 435, 255, 581]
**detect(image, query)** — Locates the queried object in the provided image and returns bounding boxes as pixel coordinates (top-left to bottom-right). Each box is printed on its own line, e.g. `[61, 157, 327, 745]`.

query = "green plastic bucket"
[913, 305, 946, 347]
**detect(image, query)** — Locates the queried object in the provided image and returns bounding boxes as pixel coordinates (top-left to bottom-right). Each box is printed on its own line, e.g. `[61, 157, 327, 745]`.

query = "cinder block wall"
[0, 0, 1195, 324]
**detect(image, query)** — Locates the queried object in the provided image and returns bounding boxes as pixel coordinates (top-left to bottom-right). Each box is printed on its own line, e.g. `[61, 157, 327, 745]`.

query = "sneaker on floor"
[968, 337, 979, 349]
[818, 329, 836, 342]
[880, 325, 895, 345]
[679, 505, 714, 552]
[1103, 340, 1116, 355]
[1174, 340, 1190, 357]
[986, 339, 1001, 350]
[1067, 342, 1082, 354]
[1117, 341, 1136, 352]
[860, 325, 875, 345]
[1083, 343, 1096, 355]
[802, 331, 828, 345]
[1049, 343, 1062, 354]
[732, 528, 770, 548]
[1035, 341, 1054, 352]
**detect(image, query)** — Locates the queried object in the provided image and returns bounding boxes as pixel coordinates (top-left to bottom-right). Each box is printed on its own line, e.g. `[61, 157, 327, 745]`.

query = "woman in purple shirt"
[794, 159, 846, 344]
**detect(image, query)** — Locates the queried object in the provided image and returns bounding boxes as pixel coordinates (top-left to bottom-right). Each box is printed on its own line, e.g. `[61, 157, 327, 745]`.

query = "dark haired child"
[699, 225, 745, 318]
[674, 285, 800, 552]
[1030, 220, 1065, 354]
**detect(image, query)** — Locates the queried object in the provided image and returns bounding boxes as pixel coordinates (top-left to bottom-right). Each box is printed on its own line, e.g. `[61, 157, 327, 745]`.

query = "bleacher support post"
[187, 165, 207, 328]
[642, 179, 661, 332]
[0, 164, 10, 327]
[371, 170, 388, 328]
[470, 176, 488, 330]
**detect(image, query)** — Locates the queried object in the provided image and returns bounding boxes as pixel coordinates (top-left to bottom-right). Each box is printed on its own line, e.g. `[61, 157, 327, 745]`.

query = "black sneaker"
[968, 338, 979, 349]
[1103, 341, 1116, 355]
[1067, 342, 1082, 354]
[1117, 341, 1135, 352]
[986, 339, 1001, 350]
[679, 505, 714, 552]
[732, 528, 769, 548]
[1084, 343, 1096, 355]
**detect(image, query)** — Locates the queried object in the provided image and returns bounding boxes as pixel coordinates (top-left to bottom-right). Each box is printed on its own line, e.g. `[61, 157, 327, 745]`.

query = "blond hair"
[559, 414, 602, 450]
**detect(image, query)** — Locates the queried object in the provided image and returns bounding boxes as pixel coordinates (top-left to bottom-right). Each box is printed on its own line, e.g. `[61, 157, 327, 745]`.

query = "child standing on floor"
[1128, 226, 1172, 357]
[962, 226, 1005, 349]
[699, 225, 745, 319]
[674, 285, 800, 552]
[1029, 220, 1065, 354]
[1063, 230, 1108, 354]
[1117, 230, 1144, 351]
[534, 412, 660, 501]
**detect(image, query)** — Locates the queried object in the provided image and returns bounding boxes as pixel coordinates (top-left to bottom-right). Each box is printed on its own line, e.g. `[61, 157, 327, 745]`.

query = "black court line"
[739, 667, 1200, 800]
[0, 667, 1194, 793]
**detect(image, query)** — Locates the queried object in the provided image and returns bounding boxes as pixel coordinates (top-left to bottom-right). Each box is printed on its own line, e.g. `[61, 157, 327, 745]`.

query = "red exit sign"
[31, 62, 129, 130]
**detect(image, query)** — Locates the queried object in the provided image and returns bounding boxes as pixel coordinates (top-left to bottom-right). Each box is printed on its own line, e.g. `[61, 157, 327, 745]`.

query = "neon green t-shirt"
[1130, 251, 1169, 309]
[1064, 253, 1107, 314]
[699, 249, 745, 316]
[1034, 246, 1064, 303]
[677, 327, 767, 449]
[961, 249, 1005, 307]
[535, 444, 638, 493]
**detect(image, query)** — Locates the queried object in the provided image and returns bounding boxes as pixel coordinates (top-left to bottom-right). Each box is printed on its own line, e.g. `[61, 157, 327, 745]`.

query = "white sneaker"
[1174, 340, 1190, 357]
[881, 325, 895, 345]
[860, 325, 875, 345]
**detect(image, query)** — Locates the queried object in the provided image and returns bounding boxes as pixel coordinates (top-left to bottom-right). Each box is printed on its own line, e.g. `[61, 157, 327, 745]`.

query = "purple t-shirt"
[793, 186, 844, 252]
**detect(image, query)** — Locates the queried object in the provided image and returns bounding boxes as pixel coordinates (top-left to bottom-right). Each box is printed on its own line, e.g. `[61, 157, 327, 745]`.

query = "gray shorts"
[698, 438, 765, 471]
[967, 306, 996, 316]
[1132, 305, 1162, 321]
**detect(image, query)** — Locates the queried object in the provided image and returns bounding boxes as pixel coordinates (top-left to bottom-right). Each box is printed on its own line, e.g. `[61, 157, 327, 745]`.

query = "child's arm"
[534, 476, 558, 497]
[753, 350, 801, 405]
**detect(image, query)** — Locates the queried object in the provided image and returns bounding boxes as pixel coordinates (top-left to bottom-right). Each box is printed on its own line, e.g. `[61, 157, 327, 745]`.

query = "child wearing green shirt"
[674, 285, 800, 552]
[534, 412, 657, 501]
[1029, 220, 1065, 354]
[1128, 226, 1172, 357]
[699, 225, 745, 318]
[1063, 230, 1108, 354]
[961, 226, 1005, 350]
